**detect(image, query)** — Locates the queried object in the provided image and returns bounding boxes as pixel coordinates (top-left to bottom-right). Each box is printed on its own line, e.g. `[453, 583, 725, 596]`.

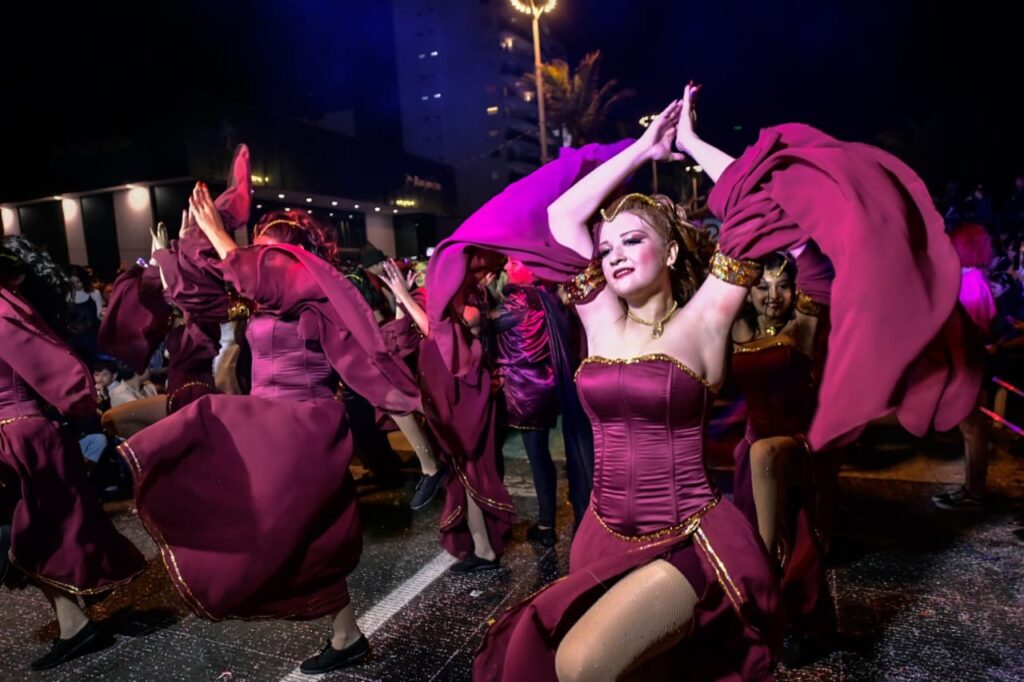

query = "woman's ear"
[666, 240, 679, 268]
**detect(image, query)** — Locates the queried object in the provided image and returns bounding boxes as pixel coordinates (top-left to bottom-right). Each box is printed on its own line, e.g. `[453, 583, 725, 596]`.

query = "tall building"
[391, 0, 562, 220]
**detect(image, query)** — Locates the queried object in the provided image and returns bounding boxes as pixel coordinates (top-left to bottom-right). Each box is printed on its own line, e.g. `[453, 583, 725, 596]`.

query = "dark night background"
[2, 0, 1021, 202]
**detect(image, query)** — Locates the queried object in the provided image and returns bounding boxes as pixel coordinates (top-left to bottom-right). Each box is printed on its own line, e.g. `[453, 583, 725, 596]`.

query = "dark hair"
[1, 236, 72, 335]
[599, 193, 716, 305]
[91, 360, 117, 374]
[68, 264, 95, 292]
[739, 251, 798, 335]
[253, 211, 341, 266]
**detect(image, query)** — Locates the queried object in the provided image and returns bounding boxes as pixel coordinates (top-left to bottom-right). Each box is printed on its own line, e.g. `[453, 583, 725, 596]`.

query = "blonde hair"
[599, 193, 715, 304]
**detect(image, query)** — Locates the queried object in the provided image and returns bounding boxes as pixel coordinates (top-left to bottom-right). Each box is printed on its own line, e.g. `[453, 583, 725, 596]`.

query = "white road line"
[278, 551, 456, 681]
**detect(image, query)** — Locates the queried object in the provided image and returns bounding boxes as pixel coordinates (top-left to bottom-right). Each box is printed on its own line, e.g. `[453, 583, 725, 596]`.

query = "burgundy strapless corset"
[247, 316, 337, 402]
[577, 355, 717, 536]
[732, 337, 816, 439]
[0, 356, 43, 420]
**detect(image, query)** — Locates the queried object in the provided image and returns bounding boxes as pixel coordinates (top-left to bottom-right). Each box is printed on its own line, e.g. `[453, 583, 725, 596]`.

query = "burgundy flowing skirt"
[732, 433, 840, 633]
[119, 394, 361, 620]
[474, 499, 783, 681]
[417, 337, 515, 558]
[1, 416, 145, 594]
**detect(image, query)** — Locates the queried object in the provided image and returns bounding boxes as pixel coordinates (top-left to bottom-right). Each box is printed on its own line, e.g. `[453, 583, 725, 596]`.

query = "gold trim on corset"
[575, 354, 712, 391]
[165, 381, 216, 414]
[592, 496, 719, 543]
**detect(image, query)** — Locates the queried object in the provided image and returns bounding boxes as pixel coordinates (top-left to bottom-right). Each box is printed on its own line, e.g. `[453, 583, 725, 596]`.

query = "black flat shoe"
[526, 524, 556, 547]
[410, 467, 447, 510]
[449, 554, 501, 574]
[30, 620, 113, 671]
[299, 635, 370, 674]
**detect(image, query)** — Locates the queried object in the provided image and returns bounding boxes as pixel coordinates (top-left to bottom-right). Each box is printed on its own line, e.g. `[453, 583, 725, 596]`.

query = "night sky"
[2, 0, 1020, 200]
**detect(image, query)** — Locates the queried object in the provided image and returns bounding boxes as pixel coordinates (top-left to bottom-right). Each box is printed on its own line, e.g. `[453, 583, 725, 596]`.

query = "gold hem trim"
[576, 354, 712, 391]
[116, 441, 353, 622]
[449, 457, 516, 514]
[165, 381, 216, 414]
[7, 553, 143, 597]
[592, 497, 719, 543]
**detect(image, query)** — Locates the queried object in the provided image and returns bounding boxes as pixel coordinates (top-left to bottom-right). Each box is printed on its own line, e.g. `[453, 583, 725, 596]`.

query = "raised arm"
[674, 84, 736, 183]
[189, 182, 238, 260]
[381, 259, 429, 336]
[547, 99, 685, 258]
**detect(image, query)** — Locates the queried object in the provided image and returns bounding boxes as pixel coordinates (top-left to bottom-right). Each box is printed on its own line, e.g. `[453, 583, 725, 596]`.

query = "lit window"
[421, 95, 429, 101]
[523, 91, 535, 103]
[501, 37, 514, 50]
[430, 50, 438, 56]
[486, 106, 499, 115]
[433, 92, 442, 99]
[418, 53, 426, 59]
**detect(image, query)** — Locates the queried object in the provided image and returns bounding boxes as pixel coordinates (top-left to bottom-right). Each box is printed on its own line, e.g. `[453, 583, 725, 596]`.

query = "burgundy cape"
[1, 290, 145, 594]
[98, 263, 171, 373]
[711, 123, 980, 450]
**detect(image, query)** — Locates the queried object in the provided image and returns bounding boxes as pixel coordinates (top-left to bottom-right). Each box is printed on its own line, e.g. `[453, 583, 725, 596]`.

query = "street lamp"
[510, 0, 557, 164]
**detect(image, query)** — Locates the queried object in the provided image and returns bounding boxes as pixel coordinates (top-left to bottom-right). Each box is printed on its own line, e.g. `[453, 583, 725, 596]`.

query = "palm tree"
[520, 50, 634, 147]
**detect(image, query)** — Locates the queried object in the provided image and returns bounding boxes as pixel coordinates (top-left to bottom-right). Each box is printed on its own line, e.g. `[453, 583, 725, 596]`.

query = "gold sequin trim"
[732, 333, 812, 362]
[709, 251, 763, 288]
[449, 457, 516, 514]
[118, 440, 350, 622]
[0, 415, 43, 428]
[440, 505, 464, 531]
[795, 290, 820, 317]
[592, 496, 719, 543]
[7, 553, 143, 597]
[694, 527, 749, 626]
[165, 381, 216, 414]
[558, 259, 606, 305]
[226, 291, 254, 321]
[576, 354, 712, 391]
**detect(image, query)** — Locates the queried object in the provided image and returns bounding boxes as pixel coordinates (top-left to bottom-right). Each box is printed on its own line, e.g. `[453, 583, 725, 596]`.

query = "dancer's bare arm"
[189, 182, 238, 260]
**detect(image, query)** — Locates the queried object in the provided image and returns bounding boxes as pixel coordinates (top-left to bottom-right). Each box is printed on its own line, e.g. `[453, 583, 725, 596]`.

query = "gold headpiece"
[599, 193, 693, 238]
[254, 219, 302, 238]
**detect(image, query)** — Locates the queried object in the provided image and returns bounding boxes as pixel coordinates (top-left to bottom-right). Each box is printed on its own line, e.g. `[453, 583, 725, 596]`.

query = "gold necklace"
[627, 300, 679, 339]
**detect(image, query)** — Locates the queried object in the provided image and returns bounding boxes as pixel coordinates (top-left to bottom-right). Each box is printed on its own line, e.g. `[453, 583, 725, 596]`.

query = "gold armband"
[795, 291, 821, 317]
[227, 295, 254, 321]
[709, 251, 763, 288]
[558, 259, 606, 305]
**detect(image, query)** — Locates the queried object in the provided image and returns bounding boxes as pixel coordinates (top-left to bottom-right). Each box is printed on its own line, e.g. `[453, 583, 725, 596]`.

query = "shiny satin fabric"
[474, 358, 782, 680]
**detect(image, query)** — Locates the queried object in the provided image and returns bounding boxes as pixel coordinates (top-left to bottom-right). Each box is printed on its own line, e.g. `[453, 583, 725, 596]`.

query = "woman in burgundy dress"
[465, 83, 976, 680]
[0, 244, 145, 671]
[118, 184, 421, 675]
[382, 252, 517, 573]
[730, 250, 838, 650]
